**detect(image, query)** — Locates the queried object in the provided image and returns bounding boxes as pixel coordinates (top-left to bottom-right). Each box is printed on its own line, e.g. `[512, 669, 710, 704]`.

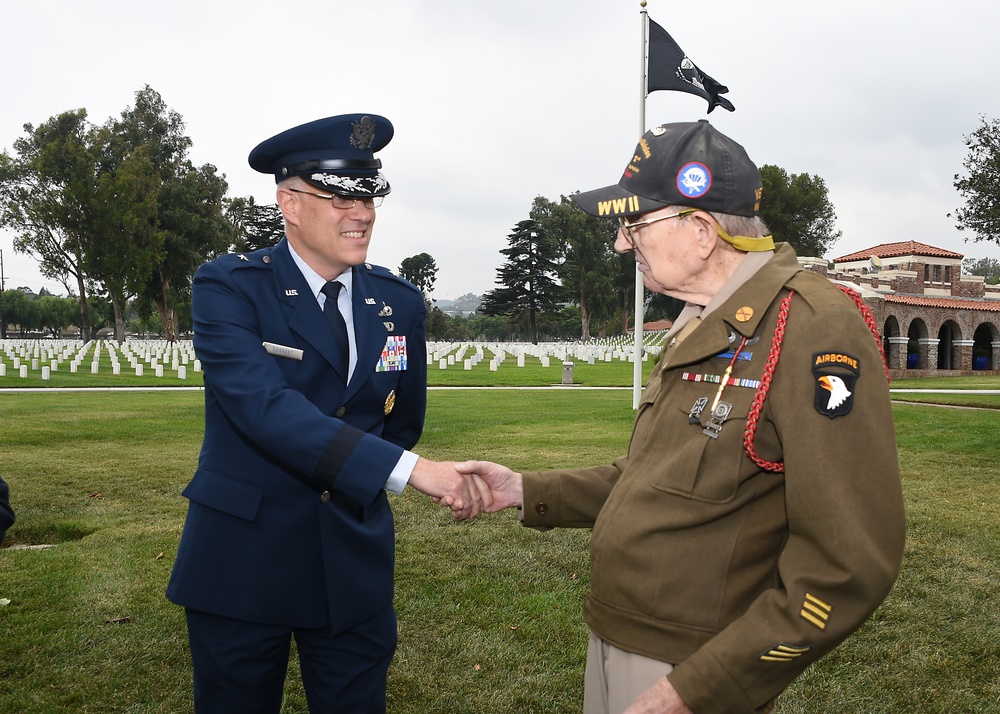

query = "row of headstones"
[0, 339, 201, 380]
[425, 339, 666, 372]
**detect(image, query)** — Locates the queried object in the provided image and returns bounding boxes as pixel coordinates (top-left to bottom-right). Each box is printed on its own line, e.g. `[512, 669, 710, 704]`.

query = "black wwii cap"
[573, 120, 761, 219]
[248, 114, 393, 197]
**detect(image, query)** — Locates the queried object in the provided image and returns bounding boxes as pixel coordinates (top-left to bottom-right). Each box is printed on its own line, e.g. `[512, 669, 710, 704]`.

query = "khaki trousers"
[583, 631, 674, 714]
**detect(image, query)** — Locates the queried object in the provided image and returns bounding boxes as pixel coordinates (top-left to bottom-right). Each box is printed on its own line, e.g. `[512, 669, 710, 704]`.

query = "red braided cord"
[743, 291, 794, 473]
[743, 285, 890, 473]
[835, 284, 890, 384]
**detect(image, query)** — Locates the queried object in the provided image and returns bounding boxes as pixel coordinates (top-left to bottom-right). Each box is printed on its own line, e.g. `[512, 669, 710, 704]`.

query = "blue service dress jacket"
[166, 238, 427, 634]
[0, 475, 14, 542]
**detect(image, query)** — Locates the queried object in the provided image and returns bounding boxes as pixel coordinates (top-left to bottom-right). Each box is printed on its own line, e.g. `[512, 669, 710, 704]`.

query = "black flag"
[647, 18, 735, 113]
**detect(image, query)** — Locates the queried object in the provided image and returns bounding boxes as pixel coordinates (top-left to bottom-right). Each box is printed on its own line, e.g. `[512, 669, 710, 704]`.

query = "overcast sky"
[3, 0, 1000, 300]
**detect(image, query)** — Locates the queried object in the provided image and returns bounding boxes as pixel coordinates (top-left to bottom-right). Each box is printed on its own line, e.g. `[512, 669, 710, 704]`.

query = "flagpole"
[632, 1, 649, 409]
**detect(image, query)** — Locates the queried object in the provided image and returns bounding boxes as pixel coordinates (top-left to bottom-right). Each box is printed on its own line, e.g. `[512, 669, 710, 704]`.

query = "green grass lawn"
[1, 384, 998, 711]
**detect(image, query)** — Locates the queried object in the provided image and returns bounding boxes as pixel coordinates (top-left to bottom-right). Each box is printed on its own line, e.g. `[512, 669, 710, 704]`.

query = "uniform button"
[336, 407, 346, 418]
[320, 491, 331, 503]
[535, 503, 549, 516]
[262, 255, 271, 264]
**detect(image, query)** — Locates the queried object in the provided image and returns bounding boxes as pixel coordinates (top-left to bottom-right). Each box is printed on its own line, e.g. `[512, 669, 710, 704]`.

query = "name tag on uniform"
[376, 336, 408, 372]
[262, 341, 304, 361]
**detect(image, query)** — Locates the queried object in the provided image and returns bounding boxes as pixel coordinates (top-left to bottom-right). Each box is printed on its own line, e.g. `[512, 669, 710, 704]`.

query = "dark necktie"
[321, 281, 350, 377]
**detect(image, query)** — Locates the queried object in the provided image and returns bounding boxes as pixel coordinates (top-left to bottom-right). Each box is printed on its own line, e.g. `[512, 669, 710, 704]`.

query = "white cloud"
[4, 0, 1000, 297]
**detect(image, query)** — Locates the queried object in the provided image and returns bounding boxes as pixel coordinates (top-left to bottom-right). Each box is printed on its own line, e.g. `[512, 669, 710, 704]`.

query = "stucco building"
[798, 240, 1000, 377]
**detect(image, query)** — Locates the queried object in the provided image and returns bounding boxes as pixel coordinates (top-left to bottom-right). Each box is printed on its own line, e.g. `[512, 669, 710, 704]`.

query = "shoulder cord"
[742, 285, 889, 473]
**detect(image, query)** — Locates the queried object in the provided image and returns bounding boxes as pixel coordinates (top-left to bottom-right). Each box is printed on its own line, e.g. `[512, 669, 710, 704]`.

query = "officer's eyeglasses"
[287, 188, 383, 209]
[618, 208, 696, 247]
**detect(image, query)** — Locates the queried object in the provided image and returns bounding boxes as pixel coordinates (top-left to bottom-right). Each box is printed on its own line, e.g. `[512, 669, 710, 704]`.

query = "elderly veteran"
[167, 114, 482, 714]
[460, 120, 905, 714]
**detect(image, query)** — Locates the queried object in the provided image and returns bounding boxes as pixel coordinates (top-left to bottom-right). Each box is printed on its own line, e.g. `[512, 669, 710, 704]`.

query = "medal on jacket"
[384, 390, 396, 415]
[688, 397, 709, 424]
[703, 401, 733, 439]
[701, 335, 748, 439]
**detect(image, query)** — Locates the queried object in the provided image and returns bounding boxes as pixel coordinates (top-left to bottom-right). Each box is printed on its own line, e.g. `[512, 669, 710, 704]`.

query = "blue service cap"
[248, 113, 393, 197]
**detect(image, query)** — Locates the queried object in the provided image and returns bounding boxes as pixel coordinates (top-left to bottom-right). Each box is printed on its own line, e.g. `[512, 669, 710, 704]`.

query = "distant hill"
[435, 292, 481, 316]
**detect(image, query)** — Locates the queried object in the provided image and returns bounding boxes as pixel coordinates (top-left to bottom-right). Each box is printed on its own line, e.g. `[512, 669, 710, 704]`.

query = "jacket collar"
[668, 243, 802, 367]
[271, 239, 389, 394]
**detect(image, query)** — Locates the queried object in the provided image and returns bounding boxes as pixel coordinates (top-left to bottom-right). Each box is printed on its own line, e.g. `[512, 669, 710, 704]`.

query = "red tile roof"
[833, 241, 964, 262]
[881, 294, 1000, 311]
[627, 319, 672, 333]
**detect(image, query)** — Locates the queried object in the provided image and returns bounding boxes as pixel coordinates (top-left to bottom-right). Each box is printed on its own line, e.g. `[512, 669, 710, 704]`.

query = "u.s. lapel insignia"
[284, 289, 298, 296]
[365, 297, 376, 305]
[384, 390, 396, 415]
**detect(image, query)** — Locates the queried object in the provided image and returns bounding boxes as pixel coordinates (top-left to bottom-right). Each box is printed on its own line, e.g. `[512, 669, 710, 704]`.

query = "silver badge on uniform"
[702, 401, 733, 439]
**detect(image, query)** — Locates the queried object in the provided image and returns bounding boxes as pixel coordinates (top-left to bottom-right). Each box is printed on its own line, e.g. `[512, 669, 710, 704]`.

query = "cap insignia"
[350, 116, 377, 150]
[677, 162, 712, 198]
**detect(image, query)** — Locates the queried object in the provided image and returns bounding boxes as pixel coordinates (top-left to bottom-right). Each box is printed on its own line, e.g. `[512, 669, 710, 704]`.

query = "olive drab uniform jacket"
[520, 243, 905, 714]
[167, 238, 426, 634]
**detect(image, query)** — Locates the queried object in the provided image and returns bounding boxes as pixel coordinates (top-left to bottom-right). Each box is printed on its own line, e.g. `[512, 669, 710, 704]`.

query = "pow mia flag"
[647, 18, 735, 113]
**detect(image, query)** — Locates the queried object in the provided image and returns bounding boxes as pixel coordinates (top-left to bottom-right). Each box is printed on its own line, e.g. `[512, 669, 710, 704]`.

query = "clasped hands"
[408, 458, 523, 521]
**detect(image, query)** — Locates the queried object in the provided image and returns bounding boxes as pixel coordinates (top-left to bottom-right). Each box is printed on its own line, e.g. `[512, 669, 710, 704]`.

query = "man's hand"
[623, 677, 692, 714]
[408, 457, 490, 520]
[456, 461, 523, 512]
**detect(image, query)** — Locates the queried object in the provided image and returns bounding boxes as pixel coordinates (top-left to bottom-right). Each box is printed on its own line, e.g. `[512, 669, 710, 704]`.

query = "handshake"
[408, 457, 524, 521]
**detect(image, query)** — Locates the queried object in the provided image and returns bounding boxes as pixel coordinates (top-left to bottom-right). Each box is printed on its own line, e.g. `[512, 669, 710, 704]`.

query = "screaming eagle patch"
[812, 352, 859, 418]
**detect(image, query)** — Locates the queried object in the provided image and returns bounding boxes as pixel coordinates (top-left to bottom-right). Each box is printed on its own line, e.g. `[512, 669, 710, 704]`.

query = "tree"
[952, 116, 1000, 243]
[398, 253, 438, 301]
[962, 256, 1000, 284]
[531, 195, 618, 340]
[110, 86, 232, 341]
[758, 164, 841, 257]
[479, 218, 564, 344]
[0, 109, 101, 339]
[87, 138, 162, 341]
[37, 295, 77, 337]
[229, 196, 284, 252]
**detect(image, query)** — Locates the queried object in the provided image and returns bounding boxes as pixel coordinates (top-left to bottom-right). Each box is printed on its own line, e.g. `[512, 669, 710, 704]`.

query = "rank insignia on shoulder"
[812, 352, 859, 419]
[376, 336, 408, 372]
[238, 254, 249, 261]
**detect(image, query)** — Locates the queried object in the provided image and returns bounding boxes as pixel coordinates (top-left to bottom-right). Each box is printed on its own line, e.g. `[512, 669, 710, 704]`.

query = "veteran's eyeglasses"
[618, 208, 696, 247]
[287, 188, 383, 209]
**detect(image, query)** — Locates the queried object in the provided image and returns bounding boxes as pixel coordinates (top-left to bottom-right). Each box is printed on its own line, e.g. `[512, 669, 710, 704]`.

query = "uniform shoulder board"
[215, 246, 276, 272]
[785, 270, 849, 312]
[365, 263, 421, 294]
